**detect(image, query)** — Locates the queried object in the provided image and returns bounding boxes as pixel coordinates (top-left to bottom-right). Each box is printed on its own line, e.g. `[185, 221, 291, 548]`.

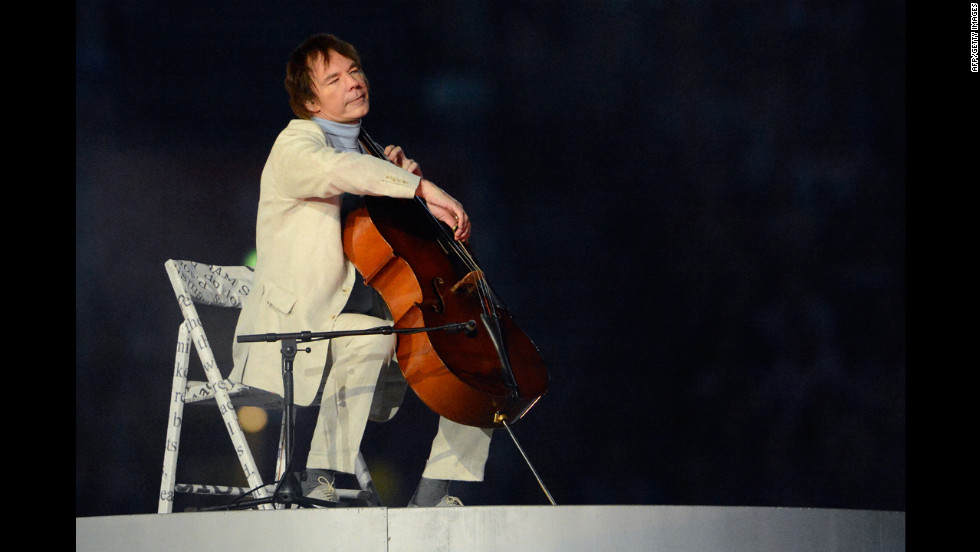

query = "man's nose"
[343, 73, 362, 89]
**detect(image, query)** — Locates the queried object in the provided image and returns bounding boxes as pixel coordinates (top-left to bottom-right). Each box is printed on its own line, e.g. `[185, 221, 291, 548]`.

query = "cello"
[342, 131, 549, 430]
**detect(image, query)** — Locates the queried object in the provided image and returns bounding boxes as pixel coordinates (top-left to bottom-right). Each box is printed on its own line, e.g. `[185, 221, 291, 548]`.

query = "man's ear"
[305, 99, 319, 115]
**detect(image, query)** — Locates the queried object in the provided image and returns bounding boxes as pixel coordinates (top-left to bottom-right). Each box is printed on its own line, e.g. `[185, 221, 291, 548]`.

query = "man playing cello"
[231, 33, 491, 507]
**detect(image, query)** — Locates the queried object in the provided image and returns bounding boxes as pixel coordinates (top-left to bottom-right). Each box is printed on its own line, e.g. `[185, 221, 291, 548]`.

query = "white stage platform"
[76, 505, 905, 552]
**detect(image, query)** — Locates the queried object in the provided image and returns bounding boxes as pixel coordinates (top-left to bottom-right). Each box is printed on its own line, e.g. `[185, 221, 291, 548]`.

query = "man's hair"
[284, 34, 367, 119]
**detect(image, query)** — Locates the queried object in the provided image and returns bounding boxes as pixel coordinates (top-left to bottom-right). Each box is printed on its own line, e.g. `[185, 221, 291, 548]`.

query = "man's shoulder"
[281, 118, 322, 135]
[271, 119, 326, 149]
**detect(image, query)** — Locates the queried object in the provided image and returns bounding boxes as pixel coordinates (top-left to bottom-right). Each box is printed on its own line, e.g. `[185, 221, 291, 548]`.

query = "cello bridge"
[450, 270, 485, 295]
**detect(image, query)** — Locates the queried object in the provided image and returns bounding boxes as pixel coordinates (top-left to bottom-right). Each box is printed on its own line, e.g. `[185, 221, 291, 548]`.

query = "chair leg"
[159, 324, 192, 513]
[187, 320, 272, 508]
[355, 452, 383, 506]
[275, 413, 288, 483]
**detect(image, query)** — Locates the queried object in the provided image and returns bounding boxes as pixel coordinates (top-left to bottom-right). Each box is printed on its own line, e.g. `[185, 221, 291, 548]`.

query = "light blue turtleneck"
[312, 117, 365, 153]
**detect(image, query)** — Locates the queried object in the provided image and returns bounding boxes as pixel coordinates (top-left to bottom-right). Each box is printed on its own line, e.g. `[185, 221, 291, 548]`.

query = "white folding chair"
[158, 259, 380, 512]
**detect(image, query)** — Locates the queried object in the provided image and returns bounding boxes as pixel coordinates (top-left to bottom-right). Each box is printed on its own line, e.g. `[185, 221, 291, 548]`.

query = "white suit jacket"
[230, 119, 419, 407]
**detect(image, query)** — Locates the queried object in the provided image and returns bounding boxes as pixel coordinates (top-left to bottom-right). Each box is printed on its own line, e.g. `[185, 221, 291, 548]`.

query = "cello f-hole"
[415, 277, 446, 313]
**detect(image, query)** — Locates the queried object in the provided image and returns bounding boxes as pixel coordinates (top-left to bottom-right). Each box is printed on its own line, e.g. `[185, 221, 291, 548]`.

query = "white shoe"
[305, 475, 339, 504]
[436, 495, 464, 507]
[409, 495, 464, 508]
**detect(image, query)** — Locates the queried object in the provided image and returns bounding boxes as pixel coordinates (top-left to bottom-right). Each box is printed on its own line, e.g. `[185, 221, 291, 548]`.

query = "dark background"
[76, 0, 905, 517]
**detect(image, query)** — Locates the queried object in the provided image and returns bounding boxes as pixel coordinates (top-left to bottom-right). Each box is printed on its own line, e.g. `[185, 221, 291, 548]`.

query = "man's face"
[304, 49, 369, 123]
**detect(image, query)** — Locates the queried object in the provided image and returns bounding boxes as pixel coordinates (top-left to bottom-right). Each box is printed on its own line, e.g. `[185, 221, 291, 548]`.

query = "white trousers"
[305, 313, 493, 481]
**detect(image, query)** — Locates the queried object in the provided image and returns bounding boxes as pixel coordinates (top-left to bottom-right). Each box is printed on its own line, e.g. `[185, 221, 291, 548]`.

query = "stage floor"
[75, 506, 905, 552]
[76, 505, 905, 552]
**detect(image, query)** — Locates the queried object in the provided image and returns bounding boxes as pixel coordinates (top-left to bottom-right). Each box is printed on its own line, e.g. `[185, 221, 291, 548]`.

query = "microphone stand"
[202, 319, 476, 511]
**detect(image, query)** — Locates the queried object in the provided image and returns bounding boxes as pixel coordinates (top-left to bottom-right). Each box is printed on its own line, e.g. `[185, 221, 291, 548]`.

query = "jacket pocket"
[263, 281, 297, 315]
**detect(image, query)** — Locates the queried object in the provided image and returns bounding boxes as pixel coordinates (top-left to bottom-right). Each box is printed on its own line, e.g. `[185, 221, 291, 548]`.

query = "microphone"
[446, 320, 478, 336]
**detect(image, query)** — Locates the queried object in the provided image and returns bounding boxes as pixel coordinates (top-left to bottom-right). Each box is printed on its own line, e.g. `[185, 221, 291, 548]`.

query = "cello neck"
[358, 129, 386, 160]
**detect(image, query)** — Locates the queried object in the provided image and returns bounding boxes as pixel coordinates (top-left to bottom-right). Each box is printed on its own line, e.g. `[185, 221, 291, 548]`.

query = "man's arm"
[384, 143, 470, 242]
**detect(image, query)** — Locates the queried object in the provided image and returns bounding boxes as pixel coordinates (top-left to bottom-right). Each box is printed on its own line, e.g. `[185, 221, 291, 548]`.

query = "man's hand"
[384, 145, 422, 177]
[416, 179, 470, 241]
[385, 144, 469, 241]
